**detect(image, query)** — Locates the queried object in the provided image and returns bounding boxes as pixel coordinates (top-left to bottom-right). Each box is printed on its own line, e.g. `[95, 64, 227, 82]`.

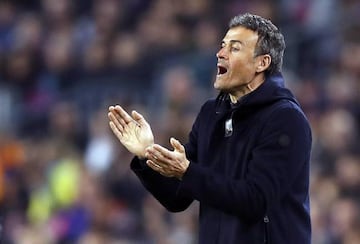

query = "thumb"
[170, 137, 185, 153]
[132, 110, 146, 125]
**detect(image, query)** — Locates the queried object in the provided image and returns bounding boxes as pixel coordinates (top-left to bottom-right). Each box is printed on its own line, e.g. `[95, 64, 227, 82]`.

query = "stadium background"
[0, 0, 359, 243]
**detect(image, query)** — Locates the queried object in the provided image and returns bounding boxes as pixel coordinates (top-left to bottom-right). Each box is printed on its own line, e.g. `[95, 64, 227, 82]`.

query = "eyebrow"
[221, 40, 244, 45]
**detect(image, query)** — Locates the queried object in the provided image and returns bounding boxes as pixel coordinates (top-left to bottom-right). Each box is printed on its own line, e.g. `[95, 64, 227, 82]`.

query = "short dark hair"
[229, 13, 285, 75]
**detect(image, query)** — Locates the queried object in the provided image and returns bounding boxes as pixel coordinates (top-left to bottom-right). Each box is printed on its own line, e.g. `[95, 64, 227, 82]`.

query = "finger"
[151, 144, 173, 160]
[114, 105, 133, 124]
[108, 112, 123, 131]
[146, 160, 172, 177]
[109, 121, 123, 138]
[146, 160, 163, 172]
[111, 110, 129, 129]
[170, 137, 185, 153]
[108, 112, 124, 133]
[108, 110, 122, 125]
[145, 150, 158, 162]
[109, 106, 127, 128]
[131, 110, 146, 126]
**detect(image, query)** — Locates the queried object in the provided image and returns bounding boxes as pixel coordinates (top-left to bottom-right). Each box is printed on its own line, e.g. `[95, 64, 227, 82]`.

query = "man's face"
[214, 26, 259, 94]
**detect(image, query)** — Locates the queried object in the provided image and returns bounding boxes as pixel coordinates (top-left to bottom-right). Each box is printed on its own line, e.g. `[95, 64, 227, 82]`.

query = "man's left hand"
[145, 138, 190, 179]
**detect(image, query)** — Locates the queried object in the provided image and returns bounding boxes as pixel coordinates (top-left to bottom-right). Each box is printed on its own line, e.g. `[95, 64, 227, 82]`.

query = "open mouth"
[217, 65, 228, 76]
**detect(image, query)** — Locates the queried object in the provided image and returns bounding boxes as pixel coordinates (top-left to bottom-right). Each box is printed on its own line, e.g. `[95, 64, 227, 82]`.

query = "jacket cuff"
[130, 156, 151, 171]
[177, 162, 202, 197]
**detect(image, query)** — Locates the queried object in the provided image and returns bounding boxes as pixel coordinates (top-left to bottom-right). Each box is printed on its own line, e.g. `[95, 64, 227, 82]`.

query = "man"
[108, 13, 312, 244]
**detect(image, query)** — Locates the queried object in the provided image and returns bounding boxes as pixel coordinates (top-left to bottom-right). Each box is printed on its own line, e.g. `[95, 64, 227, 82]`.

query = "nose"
[216, 47, 227, 59]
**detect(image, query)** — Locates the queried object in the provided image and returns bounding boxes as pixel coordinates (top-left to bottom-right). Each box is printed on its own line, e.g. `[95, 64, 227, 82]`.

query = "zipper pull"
[225, 118, 233, 137]
[225, 111, 235, 137]
[264, 216, 269, 223]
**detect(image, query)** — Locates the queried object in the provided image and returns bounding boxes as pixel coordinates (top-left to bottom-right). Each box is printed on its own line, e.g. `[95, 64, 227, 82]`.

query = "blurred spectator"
[328, 197, 360, 244]
[84, 107, 115, 175]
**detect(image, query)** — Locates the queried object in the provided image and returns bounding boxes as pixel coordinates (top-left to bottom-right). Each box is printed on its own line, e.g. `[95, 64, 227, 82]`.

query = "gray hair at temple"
[229, 13, 286, 75]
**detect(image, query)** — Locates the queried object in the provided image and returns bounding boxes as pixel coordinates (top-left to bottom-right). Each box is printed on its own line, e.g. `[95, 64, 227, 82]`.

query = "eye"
[231, 46, 240, 52]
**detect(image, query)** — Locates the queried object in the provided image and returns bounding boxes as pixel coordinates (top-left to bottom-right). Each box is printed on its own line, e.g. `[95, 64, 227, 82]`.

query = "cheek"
[231, 61, 254, 77]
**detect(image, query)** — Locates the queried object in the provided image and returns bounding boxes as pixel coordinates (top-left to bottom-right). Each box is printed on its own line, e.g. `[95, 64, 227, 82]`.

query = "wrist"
[177, 160, 190, 180]
[137, 143, 154, 159]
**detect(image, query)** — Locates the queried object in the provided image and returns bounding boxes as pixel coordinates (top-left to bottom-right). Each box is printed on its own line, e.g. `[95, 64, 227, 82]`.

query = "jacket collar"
[215, 73, 298, 116]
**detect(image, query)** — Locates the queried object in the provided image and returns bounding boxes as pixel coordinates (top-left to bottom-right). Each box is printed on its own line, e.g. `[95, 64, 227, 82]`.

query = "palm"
[108, 106, 154, 158]
[120, 119, 154, 157]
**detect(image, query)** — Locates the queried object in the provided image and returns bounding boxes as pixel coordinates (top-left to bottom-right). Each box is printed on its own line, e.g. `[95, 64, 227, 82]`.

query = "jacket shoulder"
[198, 98, 218, 114]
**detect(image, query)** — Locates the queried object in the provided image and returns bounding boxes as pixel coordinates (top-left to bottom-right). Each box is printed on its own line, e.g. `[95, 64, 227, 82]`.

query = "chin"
[213, 83, 221, 91]
[214, 80, 225, 90]
[214, 78, 221, 87]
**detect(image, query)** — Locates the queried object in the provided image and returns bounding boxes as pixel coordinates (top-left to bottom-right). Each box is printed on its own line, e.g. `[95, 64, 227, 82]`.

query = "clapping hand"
[145, 138, 190, 179]
[108, 105, 154, 158]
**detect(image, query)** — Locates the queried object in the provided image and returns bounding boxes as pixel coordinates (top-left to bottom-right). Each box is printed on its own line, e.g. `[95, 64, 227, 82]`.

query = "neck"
[229, 73, 266, 103]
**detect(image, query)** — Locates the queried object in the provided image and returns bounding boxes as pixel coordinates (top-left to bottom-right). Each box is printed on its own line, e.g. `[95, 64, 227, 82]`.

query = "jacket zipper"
[263, 215, 270, 244]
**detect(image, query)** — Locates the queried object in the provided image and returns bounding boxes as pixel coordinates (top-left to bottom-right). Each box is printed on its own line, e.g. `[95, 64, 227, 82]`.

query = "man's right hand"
[108, 105, 154, 159]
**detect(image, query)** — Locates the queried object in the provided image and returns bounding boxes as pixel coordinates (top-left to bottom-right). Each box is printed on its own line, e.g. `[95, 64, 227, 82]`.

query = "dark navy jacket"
[131, 73, 312, 244]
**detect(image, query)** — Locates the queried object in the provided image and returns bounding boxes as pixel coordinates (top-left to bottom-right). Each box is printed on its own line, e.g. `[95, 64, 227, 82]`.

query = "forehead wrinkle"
[221, 39, 243, 46]
[224, 27, 259, 47]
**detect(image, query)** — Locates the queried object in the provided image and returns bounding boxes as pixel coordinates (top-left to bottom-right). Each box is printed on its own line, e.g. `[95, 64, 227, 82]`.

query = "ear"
[255, 54, 271, 73]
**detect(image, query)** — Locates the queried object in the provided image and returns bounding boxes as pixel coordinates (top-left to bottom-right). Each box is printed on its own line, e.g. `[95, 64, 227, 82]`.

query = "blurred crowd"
[0, 0, 359, 243]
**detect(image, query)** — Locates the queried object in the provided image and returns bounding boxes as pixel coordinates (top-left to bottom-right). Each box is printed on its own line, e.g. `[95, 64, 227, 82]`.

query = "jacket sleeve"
[176, 107, 312, 223]
[130, 158, 193, 212]
[130, 106, 202, 212]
